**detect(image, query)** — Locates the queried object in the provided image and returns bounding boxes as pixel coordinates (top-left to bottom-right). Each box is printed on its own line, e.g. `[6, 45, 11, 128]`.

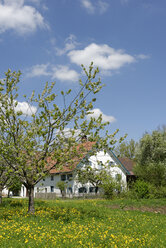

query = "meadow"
[0, 198, 166, 248]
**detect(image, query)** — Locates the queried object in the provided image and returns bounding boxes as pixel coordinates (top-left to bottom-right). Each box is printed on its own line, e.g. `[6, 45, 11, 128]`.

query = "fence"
[35, 192, 102, 200]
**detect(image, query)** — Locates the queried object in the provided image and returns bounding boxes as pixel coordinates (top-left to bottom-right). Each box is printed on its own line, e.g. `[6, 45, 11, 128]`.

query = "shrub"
[133, 180, 150, 199]
[56, 181, 67, 198]
[150, 186, 166, 199]
[101, 180, 116, 199]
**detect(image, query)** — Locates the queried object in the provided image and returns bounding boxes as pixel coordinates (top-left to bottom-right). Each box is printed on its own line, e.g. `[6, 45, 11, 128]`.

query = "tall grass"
[0, 198, 165, 247]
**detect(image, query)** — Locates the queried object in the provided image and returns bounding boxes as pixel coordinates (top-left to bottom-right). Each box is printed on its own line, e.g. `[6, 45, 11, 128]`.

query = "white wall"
[20, 185, 27, 197]
[88, 151, 126, 183]
[2, 187, 8, 196]
[35, 174, 75, 195]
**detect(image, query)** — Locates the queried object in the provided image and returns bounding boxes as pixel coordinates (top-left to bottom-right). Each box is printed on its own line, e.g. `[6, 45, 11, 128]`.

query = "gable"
[46, 141, 131, 176]
[76, 148, 131, 176]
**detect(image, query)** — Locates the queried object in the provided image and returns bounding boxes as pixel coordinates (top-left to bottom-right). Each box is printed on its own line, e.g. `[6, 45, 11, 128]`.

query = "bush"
[101, 180, 116, 199]
[150, 186, 166, 199]
[126, 181, 166, 199]
[132, 180, 150, 199]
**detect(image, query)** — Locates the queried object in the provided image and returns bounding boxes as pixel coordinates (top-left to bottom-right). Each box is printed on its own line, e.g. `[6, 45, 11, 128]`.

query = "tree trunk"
[0, 188, 2, 204]
[95, 186, 98, 195]
[28, 185, 35, 213]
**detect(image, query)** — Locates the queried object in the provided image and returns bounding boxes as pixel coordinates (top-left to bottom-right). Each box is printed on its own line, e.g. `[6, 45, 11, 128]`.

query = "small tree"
[7, 175, 22, 196]
[77, 160, 123, 197]
[101, 177, 116, 199]
[115, 139, 138, 160]
[134, 129, 166, 187]
[77, 163, 108, 194]
[56, 181, 67, 198]
[0, 64, 118, 213]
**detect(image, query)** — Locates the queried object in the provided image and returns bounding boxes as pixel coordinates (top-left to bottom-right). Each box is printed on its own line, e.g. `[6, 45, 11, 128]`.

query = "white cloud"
[81, 0, 95, 14]
[55, 34, 79, 56]
[0, 0, 47, 34]
[26, 0, 41, 4]
[137, 54, 150, 60]
[56, 128, 82, 139]
[26, 42, 147, 81]
[42, 4, 48, 11]
[26, 64, 50, 78]
[81, 0, 109, 14]
[86, 108, 116, 123]
[97, 0, 109, 14]
[68, 43, 135, 72]
[51, 65, 80, 82]
[15, 101, 37, 116]
[26, 0, 48, 11]
[0, 98, 36, 116]
[25, 63, 80, 82]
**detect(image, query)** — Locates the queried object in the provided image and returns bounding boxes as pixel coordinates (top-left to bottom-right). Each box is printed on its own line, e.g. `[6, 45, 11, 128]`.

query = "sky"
[0, 0, 166, 142]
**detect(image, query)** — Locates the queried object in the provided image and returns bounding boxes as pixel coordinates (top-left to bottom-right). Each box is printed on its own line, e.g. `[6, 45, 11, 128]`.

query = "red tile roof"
[118, 157, 135, 175]
[48, 141, 96, 174]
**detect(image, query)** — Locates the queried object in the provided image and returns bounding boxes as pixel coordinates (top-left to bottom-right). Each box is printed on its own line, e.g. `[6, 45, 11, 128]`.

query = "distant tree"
[7, 176, 22, 196]
[76, 163, 107, 193]
[77, 161, 123, 196]
[0, 64, 119, 213]
[115, 139, 137, 160]
[134, 129, 166, 186]
[56, 181, 67, 198]
[101, 176, 117, 199]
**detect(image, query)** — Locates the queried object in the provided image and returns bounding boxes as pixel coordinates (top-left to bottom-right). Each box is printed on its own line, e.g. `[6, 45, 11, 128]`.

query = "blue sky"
[0, 0, 166, 142]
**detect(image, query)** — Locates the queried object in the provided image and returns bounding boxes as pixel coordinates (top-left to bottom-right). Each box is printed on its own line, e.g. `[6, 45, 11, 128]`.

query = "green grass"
[95, 198, 166, 208]
[0, 198, 166, 247]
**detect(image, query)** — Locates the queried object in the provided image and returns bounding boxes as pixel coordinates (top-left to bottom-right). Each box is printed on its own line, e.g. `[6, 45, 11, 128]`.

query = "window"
[45, 188, 47, 193]
[51, 175, 54, 181]
[89, 187, 98, 193]
[50, 186, 54, 193]
[67, 174, 73, 181]
[61, 174, 66, 181]
[37, 187, 39, 193]
[89, 187, 95, 193]
[78, 187, 87, 193]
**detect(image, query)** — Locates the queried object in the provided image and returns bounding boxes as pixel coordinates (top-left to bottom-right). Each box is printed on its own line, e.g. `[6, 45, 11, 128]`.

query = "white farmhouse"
[34, 141, 134, 197]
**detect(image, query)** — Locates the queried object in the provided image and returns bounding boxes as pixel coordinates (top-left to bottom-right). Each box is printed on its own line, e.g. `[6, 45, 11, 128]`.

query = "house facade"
[34, 146, 132, 197]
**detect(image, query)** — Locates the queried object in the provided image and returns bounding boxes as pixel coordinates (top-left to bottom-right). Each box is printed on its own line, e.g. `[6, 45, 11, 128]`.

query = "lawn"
[0, 198, 166, 247]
